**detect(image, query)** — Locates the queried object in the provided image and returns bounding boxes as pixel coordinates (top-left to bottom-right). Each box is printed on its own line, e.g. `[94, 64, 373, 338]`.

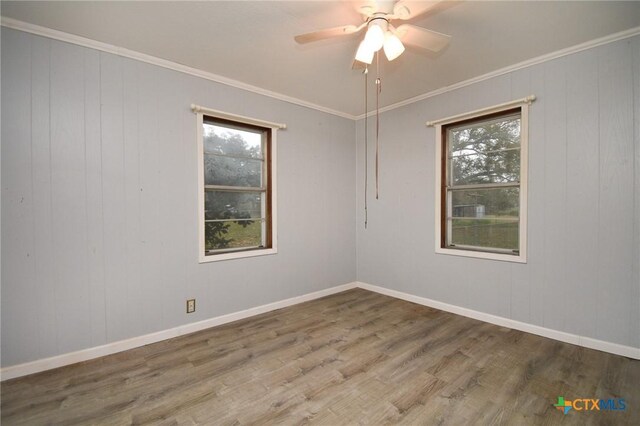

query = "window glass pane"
[450, 218, 519, 251]
[449, 115, 520, 185]
[441, 109, 524, 257]
[450, 187, 519, 218]
[204, 154, 262, 187]
[451, 149, 520, 185]
[205, 219, 263, 251]
[204, 186, 264, 251]
[205, 191, 263, 220]
[200, 114, 273, 258]
[203, 122, 263, 159]
[448, 187, 519, 250]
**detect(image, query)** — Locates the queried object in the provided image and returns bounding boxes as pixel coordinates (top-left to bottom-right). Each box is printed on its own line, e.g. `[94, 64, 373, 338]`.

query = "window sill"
[435, 247, 526, 263]
[199, 248, 277, 263]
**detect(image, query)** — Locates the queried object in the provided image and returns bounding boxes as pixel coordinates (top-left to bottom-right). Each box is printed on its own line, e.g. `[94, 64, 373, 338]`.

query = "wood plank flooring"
[2, 289, 638, 425]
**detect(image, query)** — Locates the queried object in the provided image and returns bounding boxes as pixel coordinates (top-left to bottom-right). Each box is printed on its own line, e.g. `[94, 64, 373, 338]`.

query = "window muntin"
[202, 117, 272, 256]
[442, 109, 522, 255]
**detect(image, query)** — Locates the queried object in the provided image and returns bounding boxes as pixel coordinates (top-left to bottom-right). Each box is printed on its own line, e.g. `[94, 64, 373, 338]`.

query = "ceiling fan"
[294, 0, 452, 66]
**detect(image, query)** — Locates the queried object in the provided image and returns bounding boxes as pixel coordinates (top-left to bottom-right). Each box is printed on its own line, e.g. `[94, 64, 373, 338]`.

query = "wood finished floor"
[1, 289, 638, 425]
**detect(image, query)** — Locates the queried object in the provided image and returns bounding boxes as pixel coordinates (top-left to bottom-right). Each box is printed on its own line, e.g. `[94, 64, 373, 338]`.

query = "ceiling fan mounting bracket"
[367, 15, 390, 27]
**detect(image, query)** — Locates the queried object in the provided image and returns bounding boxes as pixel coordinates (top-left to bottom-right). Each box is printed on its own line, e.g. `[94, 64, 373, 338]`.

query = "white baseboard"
[3, 279, 637, 381]
[356, 282, 640, 360]
[0, 282, 358, 381]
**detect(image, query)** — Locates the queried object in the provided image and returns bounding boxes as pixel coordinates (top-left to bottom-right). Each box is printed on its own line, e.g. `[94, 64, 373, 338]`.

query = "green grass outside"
[451, 218, 518, 250]
[224, 221, 262, 248]
[207, 217, 517, 252]
[205, 220, 262, 251]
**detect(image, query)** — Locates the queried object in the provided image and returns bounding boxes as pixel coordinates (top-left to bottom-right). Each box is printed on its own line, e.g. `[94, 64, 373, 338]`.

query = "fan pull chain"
[363, 65, 368, 229]
[375, 52, 381, 200]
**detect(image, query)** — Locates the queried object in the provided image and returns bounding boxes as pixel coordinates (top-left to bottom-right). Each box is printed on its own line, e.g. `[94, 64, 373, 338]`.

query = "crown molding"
[355, 25, 640, 120]
[2, 17, 639, 122]
[0, 17, 358, 121]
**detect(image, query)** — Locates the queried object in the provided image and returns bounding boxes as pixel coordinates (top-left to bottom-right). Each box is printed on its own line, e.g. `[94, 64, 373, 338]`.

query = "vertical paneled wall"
[356, 35, 640, 349]
[2, 27, 638, 368]
[1, 28, 356, 367]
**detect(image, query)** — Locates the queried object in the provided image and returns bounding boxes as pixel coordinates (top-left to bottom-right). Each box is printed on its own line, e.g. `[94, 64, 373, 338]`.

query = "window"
[432, 99, 531, 263]
[195, 107, 282, 262]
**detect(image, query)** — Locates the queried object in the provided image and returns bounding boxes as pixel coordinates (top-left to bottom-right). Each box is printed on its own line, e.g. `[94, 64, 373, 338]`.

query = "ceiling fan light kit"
[383, 31, 405, 61]
[294, 0, 451, 66]
[364, 19, 386, 52]
[355, 40, 375, 64]
[357, 17, 406, 64]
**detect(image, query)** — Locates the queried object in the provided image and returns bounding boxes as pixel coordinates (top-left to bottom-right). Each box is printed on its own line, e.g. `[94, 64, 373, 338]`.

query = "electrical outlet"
[186, 299, 196, 314]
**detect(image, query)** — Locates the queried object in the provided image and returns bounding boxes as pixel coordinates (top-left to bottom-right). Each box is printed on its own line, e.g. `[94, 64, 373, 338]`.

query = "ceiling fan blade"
[351, 59, 367, 70]
[392, 1, 444, 20]
[294, 24, 364, 44]
[395, 24, 451, 52]
[350, 0, 378, 19]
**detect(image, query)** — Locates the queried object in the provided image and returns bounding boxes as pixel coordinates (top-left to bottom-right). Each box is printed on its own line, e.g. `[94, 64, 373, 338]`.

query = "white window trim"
[430, 96, 534, 263]
[194, 106, 282, 263]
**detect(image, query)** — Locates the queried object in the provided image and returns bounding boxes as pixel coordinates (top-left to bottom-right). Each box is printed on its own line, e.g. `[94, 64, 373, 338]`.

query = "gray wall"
[1, 28, 356, 367]
[2, 26, 639, 369]
[357, 35, 640, 349]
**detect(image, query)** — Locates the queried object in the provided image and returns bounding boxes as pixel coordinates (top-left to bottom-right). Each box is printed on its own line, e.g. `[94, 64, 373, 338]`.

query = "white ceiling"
[2, 1, 639, 117]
